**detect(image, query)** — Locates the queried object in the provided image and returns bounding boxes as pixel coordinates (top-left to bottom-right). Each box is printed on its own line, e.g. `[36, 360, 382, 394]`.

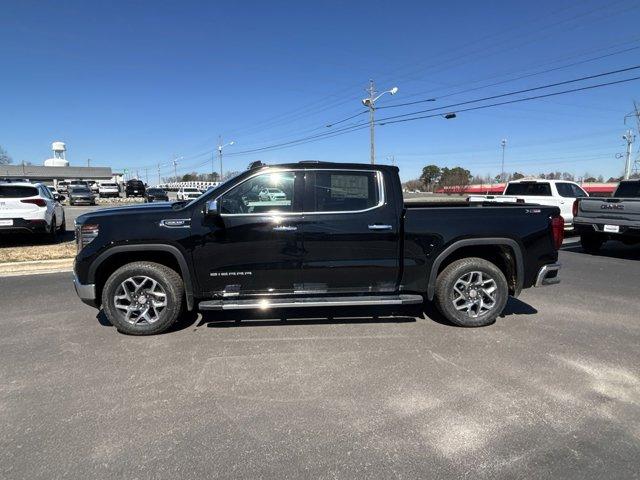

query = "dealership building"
[0, 141, 121, 187]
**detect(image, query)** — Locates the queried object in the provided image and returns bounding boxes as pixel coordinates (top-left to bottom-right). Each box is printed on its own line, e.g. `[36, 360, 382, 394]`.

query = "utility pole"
[623, 130, 635, 180]
[500, 139, 507, 182]
[218, 135, 223, 180]
[87, 158, 91, 167]
[361, 80, 399, 165]
[366, 80, 376, 165]
[145, 168, 148, 185]
[157, 163, 161, 185]
[173, 156, 179, 181]
[211, 150, 215, 182]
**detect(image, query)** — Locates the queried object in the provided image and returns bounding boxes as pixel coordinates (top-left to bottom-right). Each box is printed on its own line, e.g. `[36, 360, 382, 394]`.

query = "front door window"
[221, 172, 296, 214]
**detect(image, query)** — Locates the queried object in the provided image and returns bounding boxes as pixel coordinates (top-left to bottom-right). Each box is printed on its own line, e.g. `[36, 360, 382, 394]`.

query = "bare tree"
[0, 146, 12, 165]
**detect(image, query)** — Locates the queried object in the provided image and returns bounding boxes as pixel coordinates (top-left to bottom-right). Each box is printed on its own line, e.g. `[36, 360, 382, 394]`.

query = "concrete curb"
[0, 258, 74, 277]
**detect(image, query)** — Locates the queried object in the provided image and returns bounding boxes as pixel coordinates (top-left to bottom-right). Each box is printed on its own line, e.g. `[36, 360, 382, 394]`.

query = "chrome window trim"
[218, 168, 385, 217]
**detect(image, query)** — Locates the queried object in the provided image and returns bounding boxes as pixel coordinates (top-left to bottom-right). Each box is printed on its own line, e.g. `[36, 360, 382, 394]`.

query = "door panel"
[300, 170, 400, 293]
[190, 170, 304, 296]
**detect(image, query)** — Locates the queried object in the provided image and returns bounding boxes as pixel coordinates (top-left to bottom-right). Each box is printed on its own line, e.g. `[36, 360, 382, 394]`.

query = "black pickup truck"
[73, 161, 563, 335]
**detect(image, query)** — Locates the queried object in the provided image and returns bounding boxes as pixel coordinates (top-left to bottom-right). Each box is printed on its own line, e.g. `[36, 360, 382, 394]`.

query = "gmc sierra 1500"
[73, 162, 563, 335]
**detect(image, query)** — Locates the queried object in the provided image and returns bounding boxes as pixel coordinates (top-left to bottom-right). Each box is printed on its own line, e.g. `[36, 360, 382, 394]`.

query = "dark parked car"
[125, 180, 146, 197]
[73, 161, 562, 335]
[144, 188, 169, 203]
[68, 187, 96, 206]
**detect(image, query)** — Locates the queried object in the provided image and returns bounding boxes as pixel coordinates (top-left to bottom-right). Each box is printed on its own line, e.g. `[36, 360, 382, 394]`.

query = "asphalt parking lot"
[1, 239, 638, 479]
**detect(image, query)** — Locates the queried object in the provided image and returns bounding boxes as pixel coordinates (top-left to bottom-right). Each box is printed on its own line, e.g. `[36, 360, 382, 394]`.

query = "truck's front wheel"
[101, 261, 184, 335]
[434, 257, 508, 327]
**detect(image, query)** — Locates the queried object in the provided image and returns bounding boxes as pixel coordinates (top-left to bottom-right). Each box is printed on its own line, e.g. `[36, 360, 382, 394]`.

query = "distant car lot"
[0, 241, 638, 479]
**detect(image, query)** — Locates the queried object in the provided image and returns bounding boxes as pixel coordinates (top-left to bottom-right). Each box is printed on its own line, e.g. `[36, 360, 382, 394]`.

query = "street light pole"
[217, 137, 235, 181]
[500, 139, 507, 182]
[362, 80, 399, 165]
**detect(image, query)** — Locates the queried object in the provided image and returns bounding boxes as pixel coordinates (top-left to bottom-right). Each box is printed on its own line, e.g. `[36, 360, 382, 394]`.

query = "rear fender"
[427, 238, 524, 300]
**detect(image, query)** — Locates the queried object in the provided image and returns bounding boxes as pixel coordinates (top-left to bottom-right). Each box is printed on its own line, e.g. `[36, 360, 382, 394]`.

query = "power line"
[141, 66, 640, 173]
[172, 2, 631, 157]
[378, 75, 640, 126]
[379, 64, 640, 111]
[193, 73, 640, 162]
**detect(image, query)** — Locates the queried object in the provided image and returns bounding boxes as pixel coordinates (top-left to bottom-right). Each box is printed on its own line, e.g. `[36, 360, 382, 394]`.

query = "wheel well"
[436, 245, 518, 294]
[94, 251, 182, 303]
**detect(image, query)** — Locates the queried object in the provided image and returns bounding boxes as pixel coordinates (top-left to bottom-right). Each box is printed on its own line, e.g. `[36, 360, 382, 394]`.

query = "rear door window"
[0, 186, 38, 198]
[307, 171, 380, 212]
[556, 183, 575, 198]
[504, 182, 551, 196]
[615, 181, 640, 197]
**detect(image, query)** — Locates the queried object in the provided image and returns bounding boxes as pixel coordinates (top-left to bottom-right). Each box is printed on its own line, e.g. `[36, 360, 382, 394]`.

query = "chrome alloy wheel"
[113, 276, 167, 325]
[452, 271, 497, 318]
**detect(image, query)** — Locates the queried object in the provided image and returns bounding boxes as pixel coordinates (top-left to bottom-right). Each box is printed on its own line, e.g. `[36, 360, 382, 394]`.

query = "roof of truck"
[256, 161, 399, 171]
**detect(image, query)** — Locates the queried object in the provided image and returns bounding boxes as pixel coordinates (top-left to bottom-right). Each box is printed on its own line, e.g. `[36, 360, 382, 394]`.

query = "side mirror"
[55, 194, 65, 202]
[205, 198, 221, 216]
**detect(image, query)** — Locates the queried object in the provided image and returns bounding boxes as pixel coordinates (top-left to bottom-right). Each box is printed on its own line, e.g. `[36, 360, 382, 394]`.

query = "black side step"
[198, 294, 423, 311]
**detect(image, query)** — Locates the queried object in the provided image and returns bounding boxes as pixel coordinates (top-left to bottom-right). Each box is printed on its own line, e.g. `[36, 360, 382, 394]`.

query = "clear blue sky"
[2, 0, 639, 182]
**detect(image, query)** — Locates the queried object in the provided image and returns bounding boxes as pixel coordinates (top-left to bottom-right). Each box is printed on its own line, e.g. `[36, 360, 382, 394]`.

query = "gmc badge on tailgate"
[601, 204, 624, 210]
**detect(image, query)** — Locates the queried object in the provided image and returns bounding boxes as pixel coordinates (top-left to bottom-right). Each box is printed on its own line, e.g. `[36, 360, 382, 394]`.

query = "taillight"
[572, 199, 579, 217]
[551, 216, 564, 250]
[21, 198, 47, 207]
[77, 224, 99, 251]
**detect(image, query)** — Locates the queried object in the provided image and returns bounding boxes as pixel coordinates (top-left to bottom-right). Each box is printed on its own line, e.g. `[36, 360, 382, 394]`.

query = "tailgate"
[577, 198, 640, 224]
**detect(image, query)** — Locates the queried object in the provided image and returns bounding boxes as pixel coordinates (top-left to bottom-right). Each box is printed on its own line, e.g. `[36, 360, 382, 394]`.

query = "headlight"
[76, 224, 99, 252]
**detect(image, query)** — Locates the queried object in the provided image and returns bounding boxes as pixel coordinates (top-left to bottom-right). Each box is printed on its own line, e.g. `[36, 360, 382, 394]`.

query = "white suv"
[469, 179, 589, 229]
[0, 182, 66, 239]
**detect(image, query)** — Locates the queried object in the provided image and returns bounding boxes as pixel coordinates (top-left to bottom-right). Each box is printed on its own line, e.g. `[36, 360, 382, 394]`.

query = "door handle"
[368, 224, 393, 230]
[272, 225, 298, 231]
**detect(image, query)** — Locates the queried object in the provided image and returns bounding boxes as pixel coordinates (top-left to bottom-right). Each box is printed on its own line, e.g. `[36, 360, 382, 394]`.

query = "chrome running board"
[198, 294, 423, 311]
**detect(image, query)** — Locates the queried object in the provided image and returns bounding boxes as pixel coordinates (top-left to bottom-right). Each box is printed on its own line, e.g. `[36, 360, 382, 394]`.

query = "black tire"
[59, 214, 66, 233]
[47, 216, 58, 243]
[434, 257, 508, 327]
[101, 261, 185, 335]
[580, 233, 604, 254]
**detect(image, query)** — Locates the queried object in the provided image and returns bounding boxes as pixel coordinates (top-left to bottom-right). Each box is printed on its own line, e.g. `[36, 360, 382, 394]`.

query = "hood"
[76, 202, 179, 224]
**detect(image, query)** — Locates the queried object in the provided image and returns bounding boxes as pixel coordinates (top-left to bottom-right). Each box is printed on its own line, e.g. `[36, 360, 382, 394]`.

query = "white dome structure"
[44, 141, 69, 167]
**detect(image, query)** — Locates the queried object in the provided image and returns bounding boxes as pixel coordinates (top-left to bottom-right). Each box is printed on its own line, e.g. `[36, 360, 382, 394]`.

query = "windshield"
[185, 188, 200, 192]
[615, 181, 640, 198]
[101, 183, 117, 188]
[71, 187, 91, 193]
[148, 189, 165, 194]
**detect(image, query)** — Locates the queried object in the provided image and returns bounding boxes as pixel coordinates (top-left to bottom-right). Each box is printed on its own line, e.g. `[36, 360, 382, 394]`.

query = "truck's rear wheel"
[580, 233, 604, 254]
[102, 261, 184, 335]
[434, 257, 508, 327]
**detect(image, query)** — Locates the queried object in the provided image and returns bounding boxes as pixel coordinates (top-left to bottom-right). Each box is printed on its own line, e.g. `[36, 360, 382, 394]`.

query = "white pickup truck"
[468, 179, 588, 229]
